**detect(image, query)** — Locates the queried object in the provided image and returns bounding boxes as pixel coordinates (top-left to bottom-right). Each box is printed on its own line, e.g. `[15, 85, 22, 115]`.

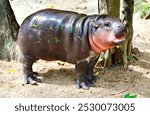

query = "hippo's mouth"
[116, 32, 126, 39]
[114, 32, 126, 45]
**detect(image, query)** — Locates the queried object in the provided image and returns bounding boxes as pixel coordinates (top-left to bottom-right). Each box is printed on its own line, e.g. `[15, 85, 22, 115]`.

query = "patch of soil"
[0, 0, 149, 98]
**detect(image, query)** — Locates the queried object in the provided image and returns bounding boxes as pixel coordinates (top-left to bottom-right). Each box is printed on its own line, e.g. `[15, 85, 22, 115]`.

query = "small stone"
[21, 84, 25, 86]
[128, 65, 133, 71]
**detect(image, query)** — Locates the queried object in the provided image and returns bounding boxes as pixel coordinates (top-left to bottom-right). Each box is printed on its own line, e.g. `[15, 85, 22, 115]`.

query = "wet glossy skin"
[17, 9, 127, 89]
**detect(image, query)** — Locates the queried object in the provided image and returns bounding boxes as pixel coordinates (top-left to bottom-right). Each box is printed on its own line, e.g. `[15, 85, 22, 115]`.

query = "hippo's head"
[89, 15, 127, 54]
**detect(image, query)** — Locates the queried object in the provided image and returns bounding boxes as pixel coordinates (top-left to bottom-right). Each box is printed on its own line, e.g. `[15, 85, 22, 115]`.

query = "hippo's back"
[20, 9, 84, 36]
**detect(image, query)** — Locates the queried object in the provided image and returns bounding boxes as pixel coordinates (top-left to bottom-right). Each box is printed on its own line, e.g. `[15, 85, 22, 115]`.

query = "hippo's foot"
[87, 75, 100, 85]
[77, 80, 89, 90]
[25, 75, 41, 85]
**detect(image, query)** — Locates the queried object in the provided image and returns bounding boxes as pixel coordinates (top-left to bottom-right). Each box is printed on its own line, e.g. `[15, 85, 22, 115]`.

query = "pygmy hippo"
[17, 9, 127, 89]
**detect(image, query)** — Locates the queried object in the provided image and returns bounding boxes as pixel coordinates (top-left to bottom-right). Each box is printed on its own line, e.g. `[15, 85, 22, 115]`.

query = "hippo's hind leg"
[75, 60, 90, 90]
[87, 55, 100, 85]
[21, 54, 41, 85]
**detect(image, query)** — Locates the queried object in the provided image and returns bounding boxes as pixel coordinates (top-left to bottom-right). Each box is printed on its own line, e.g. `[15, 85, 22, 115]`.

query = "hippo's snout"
[113, 22, 127, 35]
[112, 22, 127, 45]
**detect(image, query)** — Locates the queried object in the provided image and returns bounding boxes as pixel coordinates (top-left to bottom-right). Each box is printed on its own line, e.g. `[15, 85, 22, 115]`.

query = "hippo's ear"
[91, 20, 99, 28]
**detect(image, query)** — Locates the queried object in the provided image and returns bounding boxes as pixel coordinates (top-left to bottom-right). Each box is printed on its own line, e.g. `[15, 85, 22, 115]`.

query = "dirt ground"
[0, 0, 150, 98]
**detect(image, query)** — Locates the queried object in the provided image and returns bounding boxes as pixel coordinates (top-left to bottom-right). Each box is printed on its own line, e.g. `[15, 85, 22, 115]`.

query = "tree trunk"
[0, 0, 19, 61]
[98, 0, 134, 68]
[107, 0, 120, 17]
[98, 0, 120, 20]
[120, 0, 134, 68]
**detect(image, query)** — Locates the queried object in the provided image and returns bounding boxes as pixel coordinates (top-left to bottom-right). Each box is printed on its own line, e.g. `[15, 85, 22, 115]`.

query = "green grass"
[127, 55, 133, 62]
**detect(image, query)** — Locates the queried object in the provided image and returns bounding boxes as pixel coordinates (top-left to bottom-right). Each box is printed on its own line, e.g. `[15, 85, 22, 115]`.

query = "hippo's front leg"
[75, 54, 99, 90]
[87, 55, 100, 85]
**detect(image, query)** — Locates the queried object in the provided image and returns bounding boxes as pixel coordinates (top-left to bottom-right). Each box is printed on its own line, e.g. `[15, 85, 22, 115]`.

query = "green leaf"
[55, 37, 61, 44]
[127, 55, 133, 62]
[31, 23, 38, 28]
[50, 4, 55, 9]
[124, 93, 137, 98]
[8, 69, 16, 74]
[95, 71, 100, 76]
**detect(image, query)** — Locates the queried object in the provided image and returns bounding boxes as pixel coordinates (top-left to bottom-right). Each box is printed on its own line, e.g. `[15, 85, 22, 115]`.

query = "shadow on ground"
[33, 51, 150, 98]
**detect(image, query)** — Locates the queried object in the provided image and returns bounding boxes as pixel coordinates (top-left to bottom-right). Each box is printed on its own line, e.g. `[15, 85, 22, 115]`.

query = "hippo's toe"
[77, 81, 89, 90]
[25, 75, 41, 85]
[88, 75, 100, 85]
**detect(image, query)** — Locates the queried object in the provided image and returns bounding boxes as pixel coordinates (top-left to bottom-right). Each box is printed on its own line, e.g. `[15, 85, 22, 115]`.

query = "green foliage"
[134, 0, 150, 18]
[141, 3, 150, 18]
[127, 55, 133, 62]
[124, 93, 137, 98]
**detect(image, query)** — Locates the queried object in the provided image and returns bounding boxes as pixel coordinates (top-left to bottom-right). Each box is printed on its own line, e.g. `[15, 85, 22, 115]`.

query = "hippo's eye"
[104, 22, 111, 27]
